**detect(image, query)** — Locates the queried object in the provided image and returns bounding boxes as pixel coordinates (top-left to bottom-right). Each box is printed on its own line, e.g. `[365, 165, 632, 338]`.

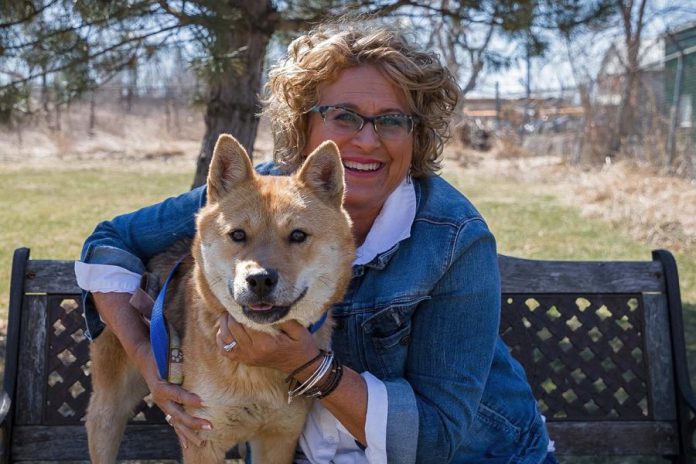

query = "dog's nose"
[245, 269, 278, 298]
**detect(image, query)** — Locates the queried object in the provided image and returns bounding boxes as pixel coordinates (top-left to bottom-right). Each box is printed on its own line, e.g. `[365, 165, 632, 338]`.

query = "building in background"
[664, 21, 696, 146]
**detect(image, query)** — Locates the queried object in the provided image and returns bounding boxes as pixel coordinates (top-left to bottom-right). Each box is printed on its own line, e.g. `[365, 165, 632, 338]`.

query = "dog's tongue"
[249, 303, 274, 312]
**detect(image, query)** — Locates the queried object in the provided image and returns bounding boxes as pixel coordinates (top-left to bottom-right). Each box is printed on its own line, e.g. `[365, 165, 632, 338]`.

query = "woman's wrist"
[286, 350, 324, 382]
[286, 350, 344, 402]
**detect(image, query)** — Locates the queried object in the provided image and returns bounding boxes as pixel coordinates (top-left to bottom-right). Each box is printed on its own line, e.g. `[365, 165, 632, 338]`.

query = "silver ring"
[165, 414, 173, 426]
[223, 340, 238, 352]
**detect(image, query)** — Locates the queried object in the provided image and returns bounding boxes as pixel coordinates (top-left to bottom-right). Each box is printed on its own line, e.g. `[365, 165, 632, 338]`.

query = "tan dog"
[86, 134, 355, 463]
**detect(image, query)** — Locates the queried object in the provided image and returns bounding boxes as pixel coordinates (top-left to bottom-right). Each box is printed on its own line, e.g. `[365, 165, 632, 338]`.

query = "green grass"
[0, 164, 192, 316]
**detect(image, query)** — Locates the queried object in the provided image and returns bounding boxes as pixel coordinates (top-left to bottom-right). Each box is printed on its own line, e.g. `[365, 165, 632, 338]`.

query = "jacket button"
[399, 335, 410, 346]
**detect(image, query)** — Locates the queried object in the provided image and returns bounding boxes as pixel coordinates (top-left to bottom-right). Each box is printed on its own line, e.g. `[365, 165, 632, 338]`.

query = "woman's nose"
[351, 121, 381, 149]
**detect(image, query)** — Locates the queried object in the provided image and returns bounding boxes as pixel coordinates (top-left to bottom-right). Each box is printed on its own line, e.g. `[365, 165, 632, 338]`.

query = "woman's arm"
[79, 187, 209, 445]
[216, 315, 370, 445]
[388, 220, 501, 462]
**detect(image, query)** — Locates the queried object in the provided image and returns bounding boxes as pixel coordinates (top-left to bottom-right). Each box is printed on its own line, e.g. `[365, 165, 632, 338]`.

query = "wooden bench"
[1, 247, 695, 462]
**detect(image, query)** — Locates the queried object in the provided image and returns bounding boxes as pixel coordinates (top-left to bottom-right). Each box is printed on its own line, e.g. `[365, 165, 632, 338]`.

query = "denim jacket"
[80, 164, 549, 463]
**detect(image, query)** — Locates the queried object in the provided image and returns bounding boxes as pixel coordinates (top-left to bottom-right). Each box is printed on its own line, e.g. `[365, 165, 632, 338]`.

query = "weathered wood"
[24, 261, 79, 294]
[12, 425, 178, 460]
[15, 295, 47, 425]
[11, 425, 240, 460]
[548, 421, 679, 455]
[643, 293, 678, 421]
[498, 255, 665, 293]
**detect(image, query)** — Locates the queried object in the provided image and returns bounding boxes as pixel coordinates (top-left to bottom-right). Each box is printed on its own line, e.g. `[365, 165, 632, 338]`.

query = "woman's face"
[306, 65, 414, 216]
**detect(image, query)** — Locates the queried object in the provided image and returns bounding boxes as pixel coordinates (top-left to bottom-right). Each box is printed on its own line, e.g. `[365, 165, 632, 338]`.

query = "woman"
[76, 19, 556, 463]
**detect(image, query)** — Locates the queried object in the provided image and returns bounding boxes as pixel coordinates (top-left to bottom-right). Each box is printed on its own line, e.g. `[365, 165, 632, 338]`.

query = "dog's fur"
[86, 135, 355, 463]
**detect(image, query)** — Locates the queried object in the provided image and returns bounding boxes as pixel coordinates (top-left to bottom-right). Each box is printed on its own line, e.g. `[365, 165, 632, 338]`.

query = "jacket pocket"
[361, 295, 430, 378]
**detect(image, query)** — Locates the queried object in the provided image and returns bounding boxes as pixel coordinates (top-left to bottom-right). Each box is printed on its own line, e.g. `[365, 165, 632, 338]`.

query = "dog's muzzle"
[238, 287, 308, 325]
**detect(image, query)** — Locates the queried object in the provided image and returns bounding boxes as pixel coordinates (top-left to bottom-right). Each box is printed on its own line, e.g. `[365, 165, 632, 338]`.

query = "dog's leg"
[249, 430, 299, 464]
[181, 440, 227, 464]
[86, 329, 149, 464]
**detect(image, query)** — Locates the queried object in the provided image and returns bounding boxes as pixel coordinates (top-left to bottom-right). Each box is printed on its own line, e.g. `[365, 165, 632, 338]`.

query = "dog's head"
[193, 134, 355, 332]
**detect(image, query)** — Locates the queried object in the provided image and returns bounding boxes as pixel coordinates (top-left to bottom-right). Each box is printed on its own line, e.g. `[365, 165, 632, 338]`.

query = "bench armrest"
[653, 250, 696, 457]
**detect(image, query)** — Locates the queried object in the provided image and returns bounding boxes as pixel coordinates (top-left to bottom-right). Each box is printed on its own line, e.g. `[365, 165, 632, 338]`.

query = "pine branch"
[0, 0, 60, 29]
[1, 23, 183, 90]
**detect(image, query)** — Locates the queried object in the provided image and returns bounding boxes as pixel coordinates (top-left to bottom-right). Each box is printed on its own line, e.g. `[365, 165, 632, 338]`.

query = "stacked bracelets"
[286, 350, 344, 404]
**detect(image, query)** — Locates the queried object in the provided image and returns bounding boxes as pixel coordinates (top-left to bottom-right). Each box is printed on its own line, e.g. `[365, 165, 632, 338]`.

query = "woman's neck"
[346, 204, 382, 247]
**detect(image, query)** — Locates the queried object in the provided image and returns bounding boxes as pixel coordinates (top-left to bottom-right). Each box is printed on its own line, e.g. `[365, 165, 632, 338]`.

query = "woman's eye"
[332, 111, 361, 126]
[229, 229, 246, 242]
[378, 115, 407, 128]
[289, 229, 307, 243]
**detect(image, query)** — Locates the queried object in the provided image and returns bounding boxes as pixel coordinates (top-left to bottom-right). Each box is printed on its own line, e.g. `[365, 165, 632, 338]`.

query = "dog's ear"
[297, 140, 345, 207]
[207, 134, 254, 203]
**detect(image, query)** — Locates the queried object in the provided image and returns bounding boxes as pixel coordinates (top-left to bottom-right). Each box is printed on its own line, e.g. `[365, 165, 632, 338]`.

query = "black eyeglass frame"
[308, 105, 419, 136]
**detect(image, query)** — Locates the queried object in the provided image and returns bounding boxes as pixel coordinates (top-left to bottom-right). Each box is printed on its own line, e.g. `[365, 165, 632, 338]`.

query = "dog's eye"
[229, 229, 247, 242]
[289, 229, 307, 243]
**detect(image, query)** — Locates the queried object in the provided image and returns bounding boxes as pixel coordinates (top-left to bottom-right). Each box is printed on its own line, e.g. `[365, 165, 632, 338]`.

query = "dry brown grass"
[446, 139, 696, 255]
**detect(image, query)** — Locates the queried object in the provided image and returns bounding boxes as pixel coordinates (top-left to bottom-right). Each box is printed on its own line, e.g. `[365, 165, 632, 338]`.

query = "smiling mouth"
[343, 160, 383, 172]
[241, 287, 308, 324]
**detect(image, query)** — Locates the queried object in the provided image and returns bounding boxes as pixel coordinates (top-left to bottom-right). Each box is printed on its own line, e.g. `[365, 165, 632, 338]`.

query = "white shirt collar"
[353, 177, 416, 266]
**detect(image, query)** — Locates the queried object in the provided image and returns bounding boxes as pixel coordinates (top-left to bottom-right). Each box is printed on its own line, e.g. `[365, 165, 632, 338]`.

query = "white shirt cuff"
[336, 371, 388, 463]
[74, 261, 141, 294]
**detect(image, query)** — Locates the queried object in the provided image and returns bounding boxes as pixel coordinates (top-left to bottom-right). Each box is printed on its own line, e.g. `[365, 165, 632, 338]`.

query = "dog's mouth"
[241, 287, 308, 324]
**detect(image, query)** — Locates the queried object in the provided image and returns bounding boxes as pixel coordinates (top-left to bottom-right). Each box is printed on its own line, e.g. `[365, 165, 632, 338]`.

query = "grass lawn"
[0, 159, 693, 464]
[0, 163, 193, 317]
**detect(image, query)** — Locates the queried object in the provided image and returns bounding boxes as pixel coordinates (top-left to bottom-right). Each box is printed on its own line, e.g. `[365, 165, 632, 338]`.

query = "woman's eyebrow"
[329, 102, 408, 114]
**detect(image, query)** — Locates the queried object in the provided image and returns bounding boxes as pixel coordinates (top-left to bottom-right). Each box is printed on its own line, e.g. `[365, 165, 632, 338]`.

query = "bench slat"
[12, 425, 178, 461]
[25, 258, 668, 295]
[642, 293, 678, 421]
[24, 261, 80, 294]
[11, 425, 240, 461]
[548, 421, 679, 455]
[499, 256, 665, 293]
[16, 295, 47, 425]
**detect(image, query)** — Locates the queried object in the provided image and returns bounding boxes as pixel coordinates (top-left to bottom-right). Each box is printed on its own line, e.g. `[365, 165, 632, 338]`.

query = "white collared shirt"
[75, 177, 417, 464]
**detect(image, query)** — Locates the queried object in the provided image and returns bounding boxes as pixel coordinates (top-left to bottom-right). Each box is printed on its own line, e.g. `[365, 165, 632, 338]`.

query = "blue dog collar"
[150, 256, 186, 380]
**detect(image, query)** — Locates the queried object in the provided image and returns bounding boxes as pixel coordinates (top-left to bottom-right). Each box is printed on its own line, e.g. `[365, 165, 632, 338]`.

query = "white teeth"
[343, 160, 381, 171]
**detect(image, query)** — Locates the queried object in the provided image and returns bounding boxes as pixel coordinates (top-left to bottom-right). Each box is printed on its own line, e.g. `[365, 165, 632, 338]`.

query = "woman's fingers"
[147, 378, 212, 447]
[167, 401, 207, 447]
[278, 319, 311, 340]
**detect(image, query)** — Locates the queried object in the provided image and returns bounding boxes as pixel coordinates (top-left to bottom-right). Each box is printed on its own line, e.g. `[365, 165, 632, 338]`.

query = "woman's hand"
[215, 313, 320, 375]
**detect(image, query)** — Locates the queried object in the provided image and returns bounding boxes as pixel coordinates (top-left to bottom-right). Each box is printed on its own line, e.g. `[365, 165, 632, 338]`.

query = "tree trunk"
[191, 3, 275, 188]
[609, 0, 647, 158]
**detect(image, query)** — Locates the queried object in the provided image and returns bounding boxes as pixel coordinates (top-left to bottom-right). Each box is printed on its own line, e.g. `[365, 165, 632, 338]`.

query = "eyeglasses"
[308, 105, 418, 140]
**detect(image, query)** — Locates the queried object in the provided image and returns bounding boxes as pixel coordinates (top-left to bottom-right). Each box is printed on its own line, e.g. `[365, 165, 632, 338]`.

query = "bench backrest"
[3, 248, 693, 461]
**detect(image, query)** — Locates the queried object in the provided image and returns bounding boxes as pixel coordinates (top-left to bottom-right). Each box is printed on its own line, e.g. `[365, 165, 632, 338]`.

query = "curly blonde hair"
[263, 19, 460, 177]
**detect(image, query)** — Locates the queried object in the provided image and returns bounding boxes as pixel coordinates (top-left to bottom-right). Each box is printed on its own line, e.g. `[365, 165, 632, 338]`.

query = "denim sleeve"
[79, 185, 207, 339]
[80, 185, 206, 268]
[382, 218, 500, 463]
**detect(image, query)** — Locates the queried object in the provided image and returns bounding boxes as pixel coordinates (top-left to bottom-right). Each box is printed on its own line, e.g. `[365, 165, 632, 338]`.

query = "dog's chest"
[186, 367, 309, 437]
